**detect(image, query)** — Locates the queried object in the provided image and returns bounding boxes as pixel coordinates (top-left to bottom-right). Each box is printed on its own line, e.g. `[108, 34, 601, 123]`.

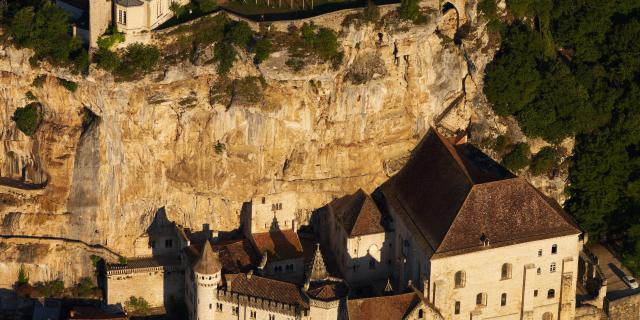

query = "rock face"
[0, 1, 554, 286]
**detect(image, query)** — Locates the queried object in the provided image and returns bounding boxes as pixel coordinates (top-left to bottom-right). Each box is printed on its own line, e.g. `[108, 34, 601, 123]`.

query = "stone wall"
[607, 295, 640, 320]
[106, 268, 184, 308]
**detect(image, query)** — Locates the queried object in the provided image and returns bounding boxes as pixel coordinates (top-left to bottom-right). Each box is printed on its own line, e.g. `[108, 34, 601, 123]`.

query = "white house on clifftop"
[55, 0, 190, 47]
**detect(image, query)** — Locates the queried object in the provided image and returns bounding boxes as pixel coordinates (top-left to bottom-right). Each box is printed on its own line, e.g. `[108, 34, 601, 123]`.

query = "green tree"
[313, 28, 339, 61]
[227, 21, 252, 48]
[399, 0, 420, 21]
[199, 0, 218, 13]
[9, 4, 88, 72]
[170, 3, 187, 19]
[12, 103, 41, 136]
[501, 142, 530, 172]
[115, 43, 160, 80]
[17, 265, 29, 285]
[254, 38, 273, 63]
[530, 146, 557, 176]
[214, 41, 236, 75]
[126, 296, 151, 314]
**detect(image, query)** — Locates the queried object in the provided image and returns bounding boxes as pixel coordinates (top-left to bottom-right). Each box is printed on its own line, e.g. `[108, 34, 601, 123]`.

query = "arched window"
[551, 244, 558, 254]
[501, 293, 507, 306]
[454, 271, 466, 288]
[501, 263, 512, 280]
[542, 312, 553, 320]
[418, 309, 424, 318]
[547, 289, 555, 299]
[476, 293, 487, 306]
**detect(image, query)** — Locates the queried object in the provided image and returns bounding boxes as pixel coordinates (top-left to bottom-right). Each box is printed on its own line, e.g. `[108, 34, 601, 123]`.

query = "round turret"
[194, 241, 222, 320]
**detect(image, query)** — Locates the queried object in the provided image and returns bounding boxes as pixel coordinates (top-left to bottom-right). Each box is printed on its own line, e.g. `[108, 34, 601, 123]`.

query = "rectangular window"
[534, 289, 538, 297]
[232, 307, 239, 315]
[165, 239, 173, 248]
[550, 262, 556, 273]
[538, 249, 542, 257]
[269, 315, 276, 320]
[250, 310, 257, 319]
[454, 301, 460, 314]
[216, 303, 223, 312]
[123, 11, 127, 24]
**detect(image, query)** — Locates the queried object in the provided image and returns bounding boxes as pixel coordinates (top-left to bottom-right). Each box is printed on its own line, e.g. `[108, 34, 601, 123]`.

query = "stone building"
[56, 0, 189, 47]
[102, 127, 588, 320]
[323, 189, 392, 289]
[114, 0, 190, 37]
[371, 128, 584, 320]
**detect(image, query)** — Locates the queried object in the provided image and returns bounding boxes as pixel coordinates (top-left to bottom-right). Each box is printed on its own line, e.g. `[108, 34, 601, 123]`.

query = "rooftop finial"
[307, 243, 328, 282]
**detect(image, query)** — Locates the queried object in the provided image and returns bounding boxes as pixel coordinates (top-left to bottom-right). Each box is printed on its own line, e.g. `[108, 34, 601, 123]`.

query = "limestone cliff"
[0, 2, 565, 287]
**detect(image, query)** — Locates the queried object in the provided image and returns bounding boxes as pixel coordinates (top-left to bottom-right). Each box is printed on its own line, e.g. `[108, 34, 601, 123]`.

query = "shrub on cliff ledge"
[12, 102, 41, 136]
[113, 43, 161, 80]
[530, 146, 557, 176]
[501, 142, 530, 172]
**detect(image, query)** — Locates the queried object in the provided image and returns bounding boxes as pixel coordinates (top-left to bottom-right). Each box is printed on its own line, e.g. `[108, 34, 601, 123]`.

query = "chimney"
[212, 230, 219, 241]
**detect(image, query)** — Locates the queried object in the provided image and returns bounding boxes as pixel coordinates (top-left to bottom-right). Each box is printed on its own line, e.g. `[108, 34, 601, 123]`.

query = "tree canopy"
[482, 0, 640, 272]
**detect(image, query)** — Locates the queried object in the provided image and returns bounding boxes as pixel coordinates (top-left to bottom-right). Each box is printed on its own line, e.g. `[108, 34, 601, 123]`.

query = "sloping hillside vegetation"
[481, 0, 640, 271]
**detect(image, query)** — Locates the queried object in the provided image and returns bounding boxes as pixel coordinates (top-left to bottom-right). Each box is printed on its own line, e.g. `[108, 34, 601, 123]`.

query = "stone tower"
[194, 240, 222, 320]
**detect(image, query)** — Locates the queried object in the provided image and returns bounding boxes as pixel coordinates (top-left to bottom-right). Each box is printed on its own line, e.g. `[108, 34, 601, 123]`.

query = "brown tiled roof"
[347, 292, 420, 320]
[185, 239, 259, 274]
[224, 273, 308, 307]
[307, 281, 348, 301]
[378, 128, 581, 257]
[251, 230, 304, 262]
[194, 241, 222, 274]
[330, 189, 385, 237]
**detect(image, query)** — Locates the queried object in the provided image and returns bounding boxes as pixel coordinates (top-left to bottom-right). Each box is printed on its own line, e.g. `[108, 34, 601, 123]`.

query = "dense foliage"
[126, 296, 151, 314]
[7, 3, 88, 72]
[501, 142, 530, 172]
[530, 146, 557, 176]
[12, 103, 41, 136]
[482, 0, 640, 271]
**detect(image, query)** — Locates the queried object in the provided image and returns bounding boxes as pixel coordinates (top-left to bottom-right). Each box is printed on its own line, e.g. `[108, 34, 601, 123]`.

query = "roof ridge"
[431, 127, 475, 184]
[435, 184, 476, 253]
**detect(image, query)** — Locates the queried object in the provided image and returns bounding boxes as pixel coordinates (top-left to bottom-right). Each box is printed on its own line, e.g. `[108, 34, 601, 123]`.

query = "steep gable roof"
[330, 189, 386, 237]
[194, 240, 222, 274]
[251, 230, 304, 262]
[224, 273, 308, 307]
[378, 128, 581, 257]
